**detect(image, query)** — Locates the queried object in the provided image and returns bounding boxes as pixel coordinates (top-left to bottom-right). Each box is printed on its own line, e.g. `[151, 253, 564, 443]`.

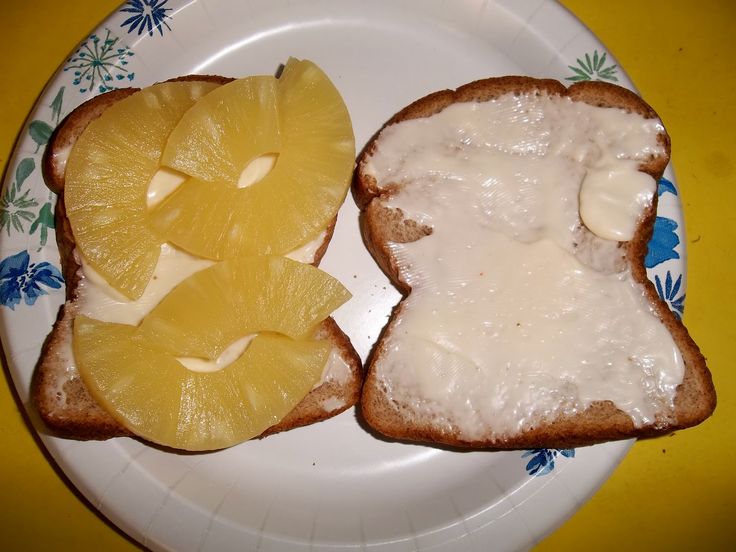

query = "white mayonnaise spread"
[77, 243, 214, 326]
[51, 144, 73, 181]
[146, 167, 187, 208]
[363, 92, 682, 439]
[177, 335, 256, 373]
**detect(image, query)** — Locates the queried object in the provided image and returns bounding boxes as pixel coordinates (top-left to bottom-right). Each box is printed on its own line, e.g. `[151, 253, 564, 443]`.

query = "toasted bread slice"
[355, 76, 715, 449]
[32, 77, 361, 443]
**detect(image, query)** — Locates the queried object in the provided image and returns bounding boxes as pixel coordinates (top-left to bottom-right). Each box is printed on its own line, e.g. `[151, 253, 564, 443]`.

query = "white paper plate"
[0, 1, 688, 550]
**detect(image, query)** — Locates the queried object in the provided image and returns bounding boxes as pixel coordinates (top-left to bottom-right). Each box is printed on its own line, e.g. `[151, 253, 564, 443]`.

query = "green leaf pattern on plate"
[566, 50, 618, 82]
[29, 202, 55, 247]
[50, 87, 65, 124]
[1, 158, 39, 235]
[1, 89, 64, 246]
[1, 25, 138, 310]
[29, 121, 54, 153]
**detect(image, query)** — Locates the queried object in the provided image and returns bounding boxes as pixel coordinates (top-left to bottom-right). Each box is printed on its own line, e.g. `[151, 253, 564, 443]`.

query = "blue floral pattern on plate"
[645, 178, 680, 268]
[646, 216, 680, 267]
[64, 29, 135, 94]
[0, 250, 63, 310]
[523, 449, 576, 477]
[644, 177, 686, 318]
[120, 0, 172, 37]
[655, 271, 685, 319]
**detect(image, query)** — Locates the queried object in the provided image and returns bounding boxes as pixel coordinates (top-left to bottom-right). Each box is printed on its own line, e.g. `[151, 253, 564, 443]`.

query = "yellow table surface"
[1, 1, 733, 550]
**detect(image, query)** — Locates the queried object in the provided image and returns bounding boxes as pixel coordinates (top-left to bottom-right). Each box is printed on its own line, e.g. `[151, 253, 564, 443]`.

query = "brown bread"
[354, 76, 715, 449]
[33, 77, 362, 444]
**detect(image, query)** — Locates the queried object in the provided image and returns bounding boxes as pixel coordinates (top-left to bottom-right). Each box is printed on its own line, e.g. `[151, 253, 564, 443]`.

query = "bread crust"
[354, 76, 715, 449]
[33, 77, 362, 443]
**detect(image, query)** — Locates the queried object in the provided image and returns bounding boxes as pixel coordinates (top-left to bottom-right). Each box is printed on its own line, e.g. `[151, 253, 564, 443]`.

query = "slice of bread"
[32, 77, 362, 443]
[355, 76, 716, 449]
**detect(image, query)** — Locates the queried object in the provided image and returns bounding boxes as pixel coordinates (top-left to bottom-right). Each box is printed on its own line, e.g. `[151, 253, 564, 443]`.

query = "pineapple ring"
[74, 256, 350, 451]
[150, 58, 355, 259]
[65, 80, 221, 299]
[136, 255, 351, 359]
[74, 316, 329, 451]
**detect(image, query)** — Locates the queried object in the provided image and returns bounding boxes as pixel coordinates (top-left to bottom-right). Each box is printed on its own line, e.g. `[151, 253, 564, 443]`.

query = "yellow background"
[1, 1, 733, 549]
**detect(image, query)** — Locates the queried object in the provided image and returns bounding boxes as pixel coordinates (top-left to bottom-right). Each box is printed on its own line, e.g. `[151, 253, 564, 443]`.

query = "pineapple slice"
[65, 80, 220, 299]
[161, 75, 280, 183]
[74, 316, 329, 451]
[136, 255, 350, 359]
[151, 58, 355, 258]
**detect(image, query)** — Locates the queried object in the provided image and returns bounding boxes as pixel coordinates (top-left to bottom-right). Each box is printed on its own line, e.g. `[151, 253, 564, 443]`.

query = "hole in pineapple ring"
[238, 152, 279, 189]
[145, 152, 277, 210]
[147, 167, 187, 209]
[177, 334, 255, 373]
